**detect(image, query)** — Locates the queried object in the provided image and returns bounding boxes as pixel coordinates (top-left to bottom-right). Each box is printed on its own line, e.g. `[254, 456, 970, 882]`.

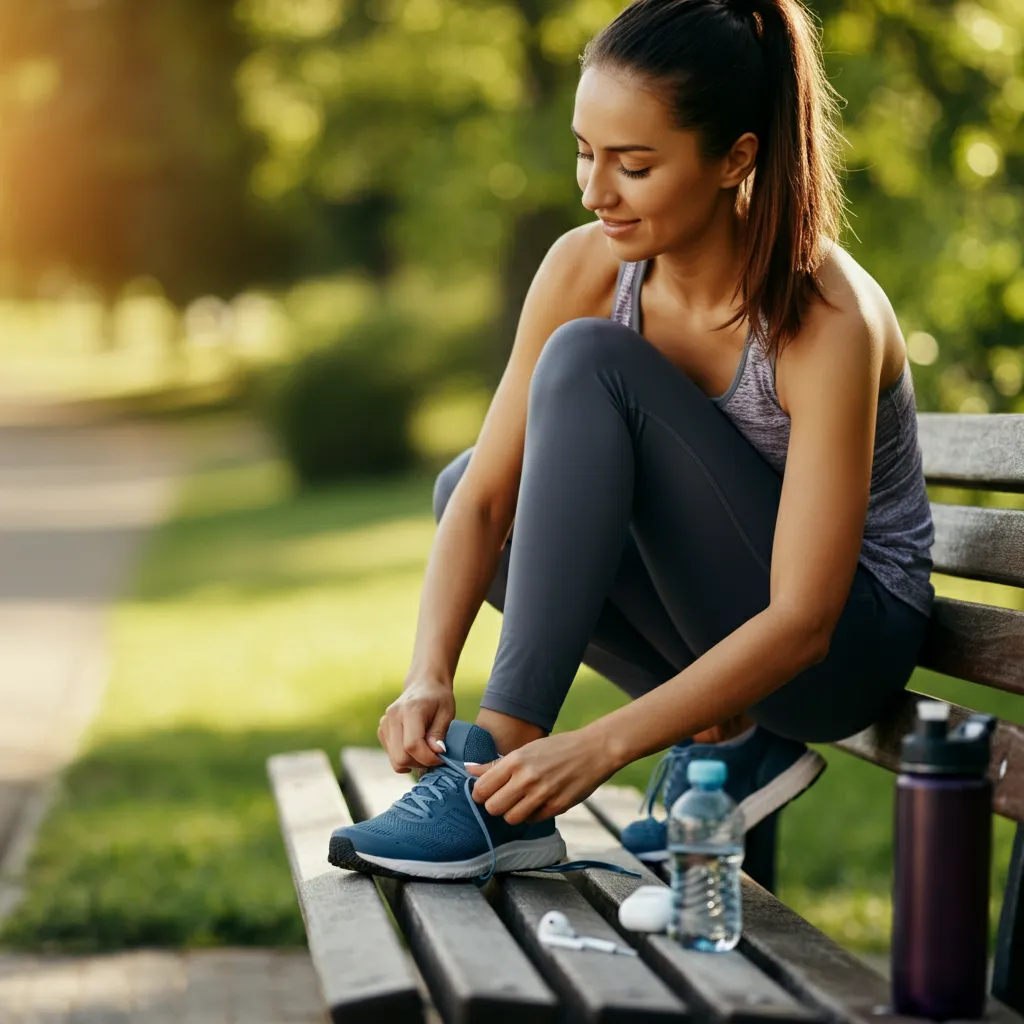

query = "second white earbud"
[536, 909, 638, 956]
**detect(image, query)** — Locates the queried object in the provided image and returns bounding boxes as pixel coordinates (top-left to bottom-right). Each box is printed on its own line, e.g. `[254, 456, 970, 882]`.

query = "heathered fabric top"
[612, 258, 936, 618]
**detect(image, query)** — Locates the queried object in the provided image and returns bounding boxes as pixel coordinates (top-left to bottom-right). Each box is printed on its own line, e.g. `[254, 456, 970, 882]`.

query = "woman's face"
[573, 66, 754, 254]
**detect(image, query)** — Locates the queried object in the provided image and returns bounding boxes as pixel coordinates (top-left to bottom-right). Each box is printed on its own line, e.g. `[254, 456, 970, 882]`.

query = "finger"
[469, 757, 515, 804]
[526, 801, 559, 824]
[482, 770, 533, 818]
[403, 712, 441, 770]
[426, 707, 454, 757]
[501, 787, 548, 826]
[382, 715, 412, 774]
[464, 758, 498, 778]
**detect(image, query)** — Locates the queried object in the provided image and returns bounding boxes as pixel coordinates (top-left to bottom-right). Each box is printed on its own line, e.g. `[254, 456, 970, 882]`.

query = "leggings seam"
[632, 403, 772, 578]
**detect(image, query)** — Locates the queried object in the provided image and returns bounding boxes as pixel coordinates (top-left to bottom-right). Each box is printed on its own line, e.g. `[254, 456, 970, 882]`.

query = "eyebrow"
[571, 126, 657, 153]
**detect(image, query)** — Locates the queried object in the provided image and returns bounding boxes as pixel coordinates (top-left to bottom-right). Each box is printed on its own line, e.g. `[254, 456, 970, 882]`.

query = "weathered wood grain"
[340, 748, 559, 1024]
[919, 413, 1024, 492]
[266, 750, 423, 1024]
[931, 504, 1024, 588]
[917, 598, 1024, 697]
[585, 785, 1024, 1024]
[560, 800, 819, 1024]
[495, 872, 686, 1024]
[832, 690, 1024, 822]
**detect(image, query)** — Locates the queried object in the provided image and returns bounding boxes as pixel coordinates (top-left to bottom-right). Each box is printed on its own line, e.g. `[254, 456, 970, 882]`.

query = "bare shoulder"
[777, 241, 904, 410]
[541, 220, 621, 320]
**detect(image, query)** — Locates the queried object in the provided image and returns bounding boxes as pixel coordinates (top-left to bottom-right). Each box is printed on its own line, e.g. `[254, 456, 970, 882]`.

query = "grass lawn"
[1, 433, 1020, 955]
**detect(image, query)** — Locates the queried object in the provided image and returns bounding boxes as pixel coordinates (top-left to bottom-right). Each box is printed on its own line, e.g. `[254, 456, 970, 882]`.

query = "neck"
[649, 198, 747, 324]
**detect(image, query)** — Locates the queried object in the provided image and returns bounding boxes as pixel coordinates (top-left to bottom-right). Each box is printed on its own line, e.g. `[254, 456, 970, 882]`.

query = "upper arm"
[769, 287, 884, 648]
[454, 224, 612, 529]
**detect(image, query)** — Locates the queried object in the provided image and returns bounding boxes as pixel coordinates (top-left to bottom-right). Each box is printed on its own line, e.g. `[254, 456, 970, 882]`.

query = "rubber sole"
[328, 831, 568, 880]
[624, 749, 828, 861]
[736, 749, 827, 829]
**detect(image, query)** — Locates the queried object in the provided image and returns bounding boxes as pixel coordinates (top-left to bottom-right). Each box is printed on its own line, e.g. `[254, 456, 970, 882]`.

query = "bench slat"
[266, 751, 424, 1024]
[918, 598, 1024, 697]
[559, 800, 820, 1024]
[919, 413, 1024, 492]
[494, 872, 687, 1023]
[340, 748, 560, 1024]
[585, 785, 1024, 1024]
[931, 505, 1024, 588]
[832, 690, 1024, 822]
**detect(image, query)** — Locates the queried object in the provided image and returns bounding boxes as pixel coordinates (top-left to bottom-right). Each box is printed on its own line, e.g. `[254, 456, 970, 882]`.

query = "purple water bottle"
[891, 700, 997, 1020]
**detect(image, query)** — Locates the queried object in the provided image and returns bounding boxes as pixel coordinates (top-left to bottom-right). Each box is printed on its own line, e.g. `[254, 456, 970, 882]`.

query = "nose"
[580, 164, 615, 214]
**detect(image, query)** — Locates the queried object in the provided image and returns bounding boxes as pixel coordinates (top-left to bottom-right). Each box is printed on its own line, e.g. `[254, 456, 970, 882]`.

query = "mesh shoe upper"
[333, 720, 553, 867]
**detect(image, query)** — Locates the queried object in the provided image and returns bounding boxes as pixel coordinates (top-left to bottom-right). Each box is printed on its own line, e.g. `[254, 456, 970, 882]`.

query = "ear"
[721, 131, 758, 189]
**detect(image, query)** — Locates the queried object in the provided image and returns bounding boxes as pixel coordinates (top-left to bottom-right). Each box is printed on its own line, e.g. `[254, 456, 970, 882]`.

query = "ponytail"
[581, 0, 848, 362]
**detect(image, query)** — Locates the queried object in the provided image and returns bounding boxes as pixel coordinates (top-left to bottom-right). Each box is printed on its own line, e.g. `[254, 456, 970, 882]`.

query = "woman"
[329, 0, 935, 881]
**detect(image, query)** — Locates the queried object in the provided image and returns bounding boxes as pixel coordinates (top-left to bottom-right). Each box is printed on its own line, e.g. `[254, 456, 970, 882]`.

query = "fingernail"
[433, 739, 447, 752]
[464, 761, 481, 767]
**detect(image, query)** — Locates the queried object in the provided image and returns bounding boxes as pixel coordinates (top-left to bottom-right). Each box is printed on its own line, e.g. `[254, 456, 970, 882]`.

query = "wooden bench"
[267, 411, 1024, 1024]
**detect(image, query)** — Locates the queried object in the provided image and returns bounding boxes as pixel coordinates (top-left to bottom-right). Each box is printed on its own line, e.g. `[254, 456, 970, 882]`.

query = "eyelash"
[575, 150, 650, 180]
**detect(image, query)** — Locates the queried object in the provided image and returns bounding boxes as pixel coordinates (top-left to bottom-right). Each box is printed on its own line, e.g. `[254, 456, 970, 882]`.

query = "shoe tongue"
[444, 720, 499, 764]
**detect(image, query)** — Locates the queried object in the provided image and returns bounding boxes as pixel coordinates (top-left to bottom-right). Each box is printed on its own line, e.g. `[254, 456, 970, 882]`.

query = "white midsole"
[736, 749, 826, 830]
[630, 750, 827, 855]
[636, 850, 670, 864]
[358, 832, 567, 879]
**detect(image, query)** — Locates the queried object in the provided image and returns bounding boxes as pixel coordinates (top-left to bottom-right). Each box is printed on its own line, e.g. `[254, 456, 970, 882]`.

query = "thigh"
[589, 321, 927, 740]
[433, 444, 695, 678]
[750, 567, 930, 742]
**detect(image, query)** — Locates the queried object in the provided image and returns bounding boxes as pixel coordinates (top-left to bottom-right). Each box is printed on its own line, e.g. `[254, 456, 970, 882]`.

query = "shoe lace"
[638, 744, 690, 817]
[393, 752, 643, 887]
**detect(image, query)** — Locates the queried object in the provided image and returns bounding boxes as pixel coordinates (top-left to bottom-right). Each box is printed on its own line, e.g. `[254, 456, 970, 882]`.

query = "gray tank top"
[612, 259, 936, 618]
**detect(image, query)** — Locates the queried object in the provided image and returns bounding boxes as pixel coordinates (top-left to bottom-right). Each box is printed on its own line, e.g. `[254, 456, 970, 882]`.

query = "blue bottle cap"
[687, 759, 727, 787]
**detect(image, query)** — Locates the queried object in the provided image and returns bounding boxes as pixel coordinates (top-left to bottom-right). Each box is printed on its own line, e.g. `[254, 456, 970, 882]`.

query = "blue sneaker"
[620, 727, 827, 863]
[329, 720, 567, 881]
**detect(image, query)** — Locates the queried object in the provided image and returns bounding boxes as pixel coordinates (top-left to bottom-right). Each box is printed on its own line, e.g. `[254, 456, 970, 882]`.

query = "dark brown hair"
[581, 0, 848, 362]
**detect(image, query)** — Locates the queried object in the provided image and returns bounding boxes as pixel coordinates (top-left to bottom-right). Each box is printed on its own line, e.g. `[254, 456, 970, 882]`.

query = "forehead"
[573, 67, 672, 141]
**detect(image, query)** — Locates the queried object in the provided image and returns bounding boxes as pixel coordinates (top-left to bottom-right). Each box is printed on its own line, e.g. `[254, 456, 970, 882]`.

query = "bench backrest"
[829, 411, 1024, 1011]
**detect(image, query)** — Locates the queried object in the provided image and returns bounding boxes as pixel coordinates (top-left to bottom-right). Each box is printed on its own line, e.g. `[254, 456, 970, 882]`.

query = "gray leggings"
[432, 318, 930, 743]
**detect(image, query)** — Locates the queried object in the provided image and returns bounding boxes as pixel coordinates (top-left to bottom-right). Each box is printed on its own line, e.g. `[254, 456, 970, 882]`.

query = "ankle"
[475, 709, 546, 755]
[691, 714, 756, 746]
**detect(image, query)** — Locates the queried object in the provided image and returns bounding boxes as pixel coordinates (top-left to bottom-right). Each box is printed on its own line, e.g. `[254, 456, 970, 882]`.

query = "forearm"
[406, 492, 512, 687]
[586, 607, 829, 770]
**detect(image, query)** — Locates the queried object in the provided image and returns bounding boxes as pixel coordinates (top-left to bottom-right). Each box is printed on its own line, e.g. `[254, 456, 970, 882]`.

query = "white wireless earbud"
[536, 910, 638, 956]
[538, 911, 575, 940]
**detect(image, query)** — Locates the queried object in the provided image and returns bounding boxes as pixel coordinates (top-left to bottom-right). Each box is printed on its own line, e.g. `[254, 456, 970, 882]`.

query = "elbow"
[768, 601, 834, 667]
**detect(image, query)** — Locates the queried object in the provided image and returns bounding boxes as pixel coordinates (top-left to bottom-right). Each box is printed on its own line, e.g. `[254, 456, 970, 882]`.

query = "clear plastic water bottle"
[667, 759, 745, 951]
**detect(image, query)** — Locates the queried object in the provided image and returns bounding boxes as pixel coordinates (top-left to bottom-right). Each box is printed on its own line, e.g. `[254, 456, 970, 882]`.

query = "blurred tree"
[0, 0, 287, 312]
[236, 0, 1023, 408]
[811, 0, 1024, 413]
[0, 0, 1019, 409]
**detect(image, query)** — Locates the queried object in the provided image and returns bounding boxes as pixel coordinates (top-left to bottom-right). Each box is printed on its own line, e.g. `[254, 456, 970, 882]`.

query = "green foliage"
[265, 318, 422, 485]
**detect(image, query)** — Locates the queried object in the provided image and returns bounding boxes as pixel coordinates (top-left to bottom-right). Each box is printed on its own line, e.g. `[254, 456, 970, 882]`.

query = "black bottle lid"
[899, 700, 997, 776]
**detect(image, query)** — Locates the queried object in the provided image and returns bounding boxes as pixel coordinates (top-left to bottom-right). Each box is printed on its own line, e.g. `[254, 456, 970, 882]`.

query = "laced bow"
[393, 753, 643, 886]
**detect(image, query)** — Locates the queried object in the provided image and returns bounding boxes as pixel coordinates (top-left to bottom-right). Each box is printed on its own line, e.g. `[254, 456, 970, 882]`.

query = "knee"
[432, 446, 473, 523]
[529, 318, 636, 404]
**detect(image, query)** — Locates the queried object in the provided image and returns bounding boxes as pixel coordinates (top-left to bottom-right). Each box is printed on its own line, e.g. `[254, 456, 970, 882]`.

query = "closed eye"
[575, 150, 650, 180]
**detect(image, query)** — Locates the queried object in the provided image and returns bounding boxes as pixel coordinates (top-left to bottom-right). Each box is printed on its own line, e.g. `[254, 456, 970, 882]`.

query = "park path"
[0, 417, 322, 1023]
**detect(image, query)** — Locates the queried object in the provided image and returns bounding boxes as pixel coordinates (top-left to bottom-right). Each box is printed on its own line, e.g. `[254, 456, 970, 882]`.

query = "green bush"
[267, 322, 421, 486]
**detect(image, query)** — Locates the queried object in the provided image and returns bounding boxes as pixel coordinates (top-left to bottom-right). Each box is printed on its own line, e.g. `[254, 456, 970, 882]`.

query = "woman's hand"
[465, 728, 619, 825]
[378, 678, 456, 773]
